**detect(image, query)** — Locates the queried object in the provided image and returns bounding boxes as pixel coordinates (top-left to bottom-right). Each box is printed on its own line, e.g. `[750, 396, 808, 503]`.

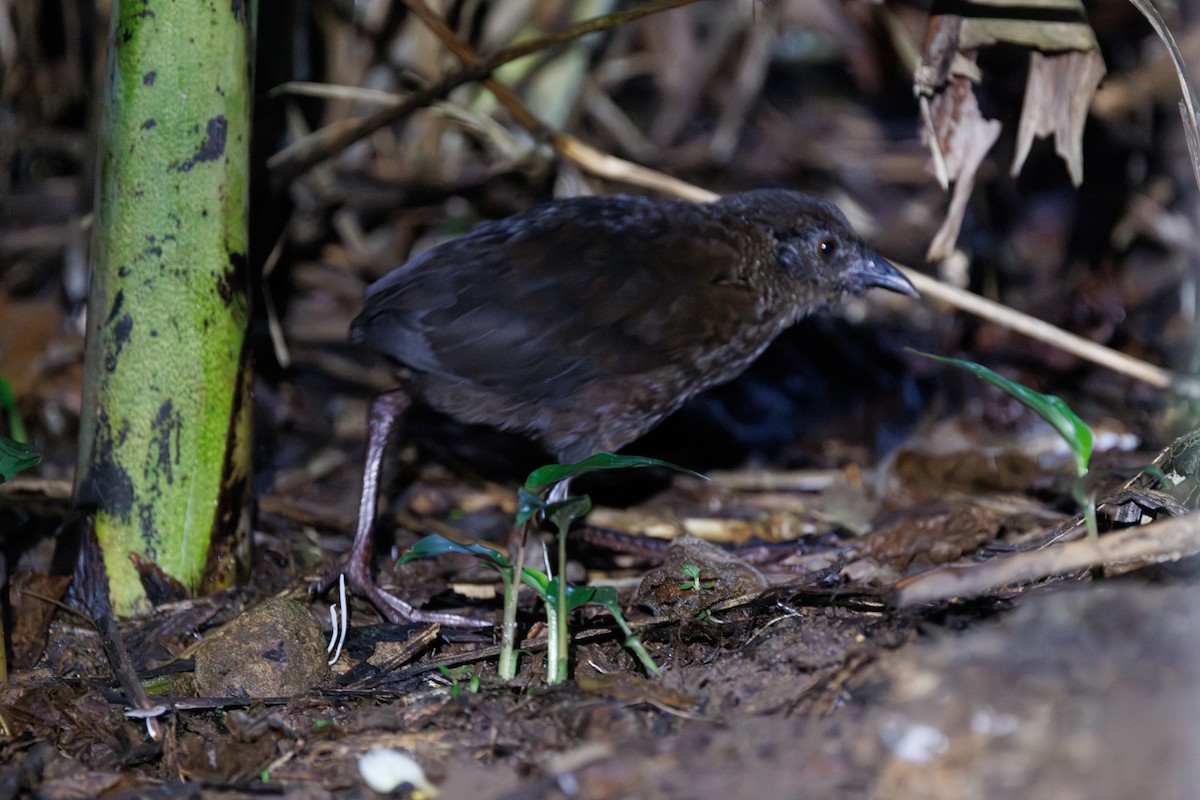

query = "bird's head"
[719, 189, 917, 306]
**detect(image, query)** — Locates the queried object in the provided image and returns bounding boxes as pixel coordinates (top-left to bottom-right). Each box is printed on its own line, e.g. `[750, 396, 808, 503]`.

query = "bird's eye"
[816, 236, 838, 260]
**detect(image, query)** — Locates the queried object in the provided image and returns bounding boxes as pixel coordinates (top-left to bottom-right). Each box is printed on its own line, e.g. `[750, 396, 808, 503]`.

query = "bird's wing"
[352, 196, 768, 400]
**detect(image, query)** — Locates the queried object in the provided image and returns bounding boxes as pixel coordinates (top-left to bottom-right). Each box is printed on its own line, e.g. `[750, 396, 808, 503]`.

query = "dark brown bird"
[344, 189, 916, 624]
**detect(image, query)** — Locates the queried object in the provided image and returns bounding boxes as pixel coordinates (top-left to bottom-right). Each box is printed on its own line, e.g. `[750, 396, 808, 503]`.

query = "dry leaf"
[915, 0, 1106, 259]
[921, 73, 1002, 261]
[1011, 50, 1107, 185]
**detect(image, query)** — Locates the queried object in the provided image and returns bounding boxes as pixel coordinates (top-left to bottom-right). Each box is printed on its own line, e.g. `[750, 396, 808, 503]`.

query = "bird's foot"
[339, 555, 492, 628]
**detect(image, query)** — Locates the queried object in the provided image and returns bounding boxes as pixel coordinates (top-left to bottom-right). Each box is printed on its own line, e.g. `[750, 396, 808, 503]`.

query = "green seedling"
[399, 532, 661, 681]
[587, 586, 660, 677]
[520, 452, 701, 682]
[519, 567, 660, 678]
[678, 563, 716, 592]
[916, 351, 1098, 538]
[401, 452, 697, 684]
[436, 664, 481, 698]
[516, 491, 592, 682]
[397, 534, 524, 679]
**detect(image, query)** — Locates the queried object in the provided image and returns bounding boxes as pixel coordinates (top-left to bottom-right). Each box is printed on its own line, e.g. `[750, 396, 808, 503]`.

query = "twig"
[268, 0, 702, 183]
[896, 510, 1200, 606]
[73, 517, 163, 741]
[897, 267, 1181, 391]
[552, 135, 716, 202]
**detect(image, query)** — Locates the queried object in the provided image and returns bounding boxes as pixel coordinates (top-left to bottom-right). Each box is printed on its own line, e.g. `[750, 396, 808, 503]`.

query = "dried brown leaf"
[921, 75, 1002, 260]
[1011, 50, 1106, 185]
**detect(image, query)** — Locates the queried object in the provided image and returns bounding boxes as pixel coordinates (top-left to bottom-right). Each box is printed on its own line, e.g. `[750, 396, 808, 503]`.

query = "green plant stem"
[0, 377, 26, 444]
[4, 409, 26, 445]
[76, 0, 254, 613]
[609, 612, 661, 677]
[545, 603, 559, 681]
[7, 413, 25, 445]
[499, 520, 534, 680]
[1083, 496, 1099, 540]
[552, 519, 570, 683]
[497, 568, 518, 680]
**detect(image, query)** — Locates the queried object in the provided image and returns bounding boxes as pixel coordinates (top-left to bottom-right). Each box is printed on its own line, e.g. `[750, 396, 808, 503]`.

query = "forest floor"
[3, 0, 1200, 797]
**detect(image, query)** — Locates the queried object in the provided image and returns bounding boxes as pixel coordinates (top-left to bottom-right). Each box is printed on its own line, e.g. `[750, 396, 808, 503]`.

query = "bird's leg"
[346, 390, 490, 628]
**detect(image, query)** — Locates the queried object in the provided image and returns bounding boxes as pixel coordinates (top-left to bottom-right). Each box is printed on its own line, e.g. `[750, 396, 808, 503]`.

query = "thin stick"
[1125, 0, 1200, 194]
[896, 509, 1200, 607]
[897, 267, 1180, 391]
[269, 0, 703, 182]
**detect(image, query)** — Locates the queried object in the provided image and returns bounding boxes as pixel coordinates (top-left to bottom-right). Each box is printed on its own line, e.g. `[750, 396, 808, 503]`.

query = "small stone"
[634, 535, 767, 619]
[194, 597, 330, 697]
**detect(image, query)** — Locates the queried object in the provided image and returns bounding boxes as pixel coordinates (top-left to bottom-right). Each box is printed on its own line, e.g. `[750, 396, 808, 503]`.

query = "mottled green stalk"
[75, 0, 254, 613]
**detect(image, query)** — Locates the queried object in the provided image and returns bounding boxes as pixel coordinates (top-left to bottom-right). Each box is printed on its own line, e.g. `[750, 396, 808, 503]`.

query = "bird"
[343, 189, 917, 624]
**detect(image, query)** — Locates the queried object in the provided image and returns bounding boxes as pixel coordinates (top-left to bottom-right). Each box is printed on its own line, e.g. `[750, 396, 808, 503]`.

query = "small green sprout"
[678, 564, 716, 592]
[399, 533, 661, 681]
[520, 452, 701, 682]
[397, 534, 524, 679]
[436, 665, 480, 698]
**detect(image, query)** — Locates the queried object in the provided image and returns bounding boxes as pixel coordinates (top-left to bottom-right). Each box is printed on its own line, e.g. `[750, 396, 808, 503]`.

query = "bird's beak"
[853, 256, 919, 298]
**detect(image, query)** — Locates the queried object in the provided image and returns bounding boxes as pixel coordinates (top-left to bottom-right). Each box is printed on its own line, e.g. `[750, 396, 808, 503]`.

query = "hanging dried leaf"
[1011, 49, 1107, 184]
[915, 0, 1106, 260]
[921, 71, 1002, 261]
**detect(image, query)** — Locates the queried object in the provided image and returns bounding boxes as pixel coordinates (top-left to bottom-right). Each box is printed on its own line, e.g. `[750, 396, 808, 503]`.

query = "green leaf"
[515, 487, 547, 525]
[397, 533, 511, 569]
[524, 452, 707, 492]
[915, 351, 1094, 477]
[0, 434, 39, 483]
[518, 571, 601, 612]
[546, 495, 592, 531]
[555, 580, 599, 612]
[586, 585, 619, 610]
[517, 488, 591, 528]
[520, 567, 551, 600]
